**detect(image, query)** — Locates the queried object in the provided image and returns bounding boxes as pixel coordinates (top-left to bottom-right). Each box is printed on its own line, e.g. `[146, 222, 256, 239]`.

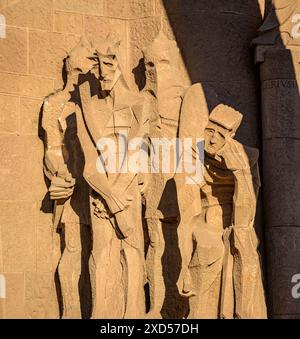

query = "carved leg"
[58, 222, 82, 319]
[188, 227, 224, 319]
[89, 217, 114, 319]
[122, 245, 145, 319]
[232, 227, 267, 319]
[145, 218, 165, 319]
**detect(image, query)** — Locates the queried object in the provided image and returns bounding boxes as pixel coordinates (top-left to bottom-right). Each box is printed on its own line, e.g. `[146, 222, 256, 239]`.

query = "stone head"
[143, 31, 181, 96]
[204, 104, 243, 156]
[95, 34, 123, 92]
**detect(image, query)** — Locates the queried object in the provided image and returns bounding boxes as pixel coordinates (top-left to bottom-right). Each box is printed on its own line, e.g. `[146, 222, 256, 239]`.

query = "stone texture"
[266, 227, 300, 317]
[54, 11, 84, 35]
[0, 26, 27, 73]
[0, 201, 36, 272]
[0, 135, 46, 201]
[0, 0, 53, 31]
[54, 0, 104, 15]
[263, 138, 300, 228]
[0, 94, 19, 134]
[20, 98, 43, 135]
[25, 272, 59, 319]
[2, 273, 25, 319]
[105, 0, 155, 19]
[0, 73, 54, 99]
[155, 0, 266, 16]
[29, 30, 80, 79]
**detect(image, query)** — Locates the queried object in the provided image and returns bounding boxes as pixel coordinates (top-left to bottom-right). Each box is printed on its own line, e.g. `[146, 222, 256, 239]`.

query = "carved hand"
[177, 268, 196, 298]
[49, 174, 76, 200]
[217, 138, 250, 172]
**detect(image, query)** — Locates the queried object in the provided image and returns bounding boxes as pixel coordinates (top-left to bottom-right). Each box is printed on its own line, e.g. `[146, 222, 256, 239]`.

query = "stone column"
[256, 47, 300, 318]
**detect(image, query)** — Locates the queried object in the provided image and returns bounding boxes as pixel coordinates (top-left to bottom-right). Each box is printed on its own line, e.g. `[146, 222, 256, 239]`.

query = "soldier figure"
[42, 37, 96, 318]
[75, 35, 148, 319]
[177, 104, 267, 319]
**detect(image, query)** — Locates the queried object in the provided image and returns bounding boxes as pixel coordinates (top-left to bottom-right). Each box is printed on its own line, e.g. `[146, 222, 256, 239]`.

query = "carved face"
[144, 52, 178, 96]
[204, 122, 231, 156]
[98, 54, 121, 91]
[66, 41, 96, 79]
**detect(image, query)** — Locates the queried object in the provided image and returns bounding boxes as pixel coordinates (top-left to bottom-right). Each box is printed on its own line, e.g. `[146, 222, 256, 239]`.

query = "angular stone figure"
[177, 104, 267, 319]
[75, 34, 148, 319]
[142, 31, 188, 318]
[42, 37, 95, 318]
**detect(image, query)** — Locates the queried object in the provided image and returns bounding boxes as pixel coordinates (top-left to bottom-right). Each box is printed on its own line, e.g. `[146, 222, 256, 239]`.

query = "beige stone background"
[0, 0, 269, 318]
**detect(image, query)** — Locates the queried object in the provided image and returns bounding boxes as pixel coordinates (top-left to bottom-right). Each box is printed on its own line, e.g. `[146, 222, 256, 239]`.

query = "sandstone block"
[0, 94, 19, 134]
[29, 30, 80, 79]
[54, 0, 104, 16]
[54, 11, 84, 35]
[0, 135, 47, 201]
[25, 272, 59, 319]
[1, 0, 53, 31]
[20, 98, 43, 135]
[0, 73, 54, 99]
[105, 0, 155, 19]
[0, 26, 27, 73]
[0, 201, 36, 272]
[1, 273, 25, 319]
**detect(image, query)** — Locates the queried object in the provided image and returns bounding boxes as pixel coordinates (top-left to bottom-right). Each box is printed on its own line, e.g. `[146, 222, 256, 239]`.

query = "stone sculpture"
[141, 31, 188, 318]
[75, 34, 148, 319]
[42, 37, 96, 319]
[177, 104, 267, 319]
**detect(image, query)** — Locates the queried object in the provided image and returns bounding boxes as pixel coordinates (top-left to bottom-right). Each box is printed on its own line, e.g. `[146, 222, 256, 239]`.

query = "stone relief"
[42, 32, 267, 319]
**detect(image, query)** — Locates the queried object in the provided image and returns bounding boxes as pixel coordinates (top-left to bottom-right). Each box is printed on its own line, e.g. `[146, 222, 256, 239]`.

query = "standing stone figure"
[75, 34, 148, 319]
[42, 37, 96, 318]
[177, 104, 267, 319]
[142, 31, 188, 318]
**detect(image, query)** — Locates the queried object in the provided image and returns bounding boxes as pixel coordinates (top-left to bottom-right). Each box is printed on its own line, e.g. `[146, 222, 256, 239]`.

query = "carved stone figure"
[42, 37, 95, 319]
[177, 104, 267, 319]
[142, 31, 188, 318]
[75, 34, 148, 319]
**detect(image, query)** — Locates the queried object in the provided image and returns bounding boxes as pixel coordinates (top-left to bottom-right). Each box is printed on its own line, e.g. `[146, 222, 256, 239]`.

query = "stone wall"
[0, 0, 266, 318]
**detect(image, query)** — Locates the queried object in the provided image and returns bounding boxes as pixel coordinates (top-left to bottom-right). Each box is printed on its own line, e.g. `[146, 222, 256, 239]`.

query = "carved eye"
[103, 61, 113, 68]
[160, 59, 170, 65]
[147, 61, 155, 68]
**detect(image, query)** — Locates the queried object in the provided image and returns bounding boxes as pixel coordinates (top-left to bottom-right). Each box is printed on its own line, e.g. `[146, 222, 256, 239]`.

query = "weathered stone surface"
[263, 138, 300, 228]
[0, 26, 27, 73]
[266, 227, 300, 317]
[2, 273, 25, 319]
[25, 272, 59, 319]
[0, 201, 36, 272]
[105, 0, 155, 19]
[20, 98, 43, 135]
[1, 0, 53, 31]
[54, 0, 104, 15]
[54, 11, 84, 35]
[0, 73, 54, 99]
[29, 30, 80, 79]
[0, 135, 47, 201]
[0, 94, 19, 134]
[155, 0, 265, 16]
